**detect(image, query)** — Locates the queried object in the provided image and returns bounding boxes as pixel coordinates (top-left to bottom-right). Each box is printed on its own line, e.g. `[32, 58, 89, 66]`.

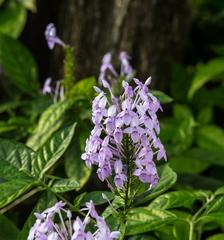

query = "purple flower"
[29, 201, 119, 240]
[45, 23, 65, 50]
[82, 72, 166, 189]
[98, 51, 134, 86]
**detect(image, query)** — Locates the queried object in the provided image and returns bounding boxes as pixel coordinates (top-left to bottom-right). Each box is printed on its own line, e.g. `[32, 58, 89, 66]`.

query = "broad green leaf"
[0, 139, 36, 208]
[148, 190, 196, 210]
[172, 221, 190, 240]
[80, 191, 114, 206]
[18, 191, 57, 240]
[0, 2, 27, 38]
[207, 234, 224, 240]
[27, 100, 73, 150]
[188, 58, 224, 98]
[0, 214, 19, 240]
[178, 148, 224, 167]
[198, 212, 224, 225]
[204, 196, 224, 214]
[0, 179, 33, 208]
[51, 178, 79, 193]
[0, 138, 35, 179]
[197, 125, 224, 150]
[125, 207, 176, 235]
[134, 165, 177, 205]
[0, 0, 4, 6]
[33, 124, 76, 178]
[170, 154, 210, 174]
[0, 33, 39, 94]
[69, 77, 96, 100]
[151, 90, 173, 104]
[215, 186, 224, 196]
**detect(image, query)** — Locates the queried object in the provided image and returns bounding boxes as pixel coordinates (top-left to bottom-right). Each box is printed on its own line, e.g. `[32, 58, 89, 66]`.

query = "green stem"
[188, 195, 214, 240]
[0, 188, 41, 214]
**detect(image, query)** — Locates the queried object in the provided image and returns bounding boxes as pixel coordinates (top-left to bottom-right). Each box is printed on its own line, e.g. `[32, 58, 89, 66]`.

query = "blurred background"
[1, 0, 224, 211]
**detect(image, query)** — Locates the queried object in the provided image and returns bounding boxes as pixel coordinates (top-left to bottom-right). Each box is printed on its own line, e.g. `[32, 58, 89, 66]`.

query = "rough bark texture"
[53, 0, 191, 91]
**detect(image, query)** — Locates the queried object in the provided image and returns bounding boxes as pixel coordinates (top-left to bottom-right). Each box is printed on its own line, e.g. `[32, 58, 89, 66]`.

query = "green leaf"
[151, 90, 173, 104]
[69, 77, 96, 101]
[173, 221, 190, 240]
[18, 191, 57, 240]
[197, 125, 224, 150]
[32, 124, 76, 178]
[177, 148, 224, 167]
[125, 207, 176, 236]
[207, 234, 224, 240]
[0, 179, 33, 208]
[0, 139, 36, 207]
[170, 154, 210, 174]
[197, 107, 213, 125]
[129, 235, 157, 240]
[198, 212, 224, 225]
[0, 2, 27, 38]
[0, 214, 19, 240]
[188, 58, 224, 98]
[204, 196, 224, 214]
[80, 191, 114, 206]
[19, 0, 36, 12]
[51, 178, 80, 193]
[0, 33, 39, 94]
[134, 165, 177, 205]
[27, 100, 73, 150]
[0, 138, 35, 179]
[148, 190, 196, 210]
[215, 186, 224, 196]
[64, 131, 91, 190]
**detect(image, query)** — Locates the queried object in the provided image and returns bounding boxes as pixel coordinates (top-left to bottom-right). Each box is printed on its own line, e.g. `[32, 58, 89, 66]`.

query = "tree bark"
[54, 0, 191, 91]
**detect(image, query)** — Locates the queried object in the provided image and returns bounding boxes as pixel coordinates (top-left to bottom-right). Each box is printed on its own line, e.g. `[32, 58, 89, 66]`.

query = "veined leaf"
[0, 179, 33, 208]
[198, 212, 224, 225]
[32, 124, 76, 178]
[148, 190, 196, 210]
[188, 58, 224, 98]
[51, 178, 79, 193]
[27, 100, 73, 150]
[125, 207, 176, 236]
[0, 33, 39, 94]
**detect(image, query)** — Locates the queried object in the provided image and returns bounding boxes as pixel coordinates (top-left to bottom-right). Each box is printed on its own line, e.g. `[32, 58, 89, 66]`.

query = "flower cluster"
[42, 24, 65, 102]
[28, 200, 119, 240]
[82, 53, 166, 190]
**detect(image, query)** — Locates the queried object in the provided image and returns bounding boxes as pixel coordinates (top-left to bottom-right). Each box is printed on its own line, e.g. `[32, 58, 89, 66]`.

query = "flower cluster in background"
[82, 53, 166, 190]
[42, 24, 65, 102]
[28, 200, 119, 240]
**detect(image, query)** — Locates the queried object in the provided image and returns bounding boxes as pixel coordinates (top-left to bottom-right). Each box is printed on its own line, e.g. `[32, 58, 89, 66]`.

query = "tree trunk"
[54, 0, 191, 91]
